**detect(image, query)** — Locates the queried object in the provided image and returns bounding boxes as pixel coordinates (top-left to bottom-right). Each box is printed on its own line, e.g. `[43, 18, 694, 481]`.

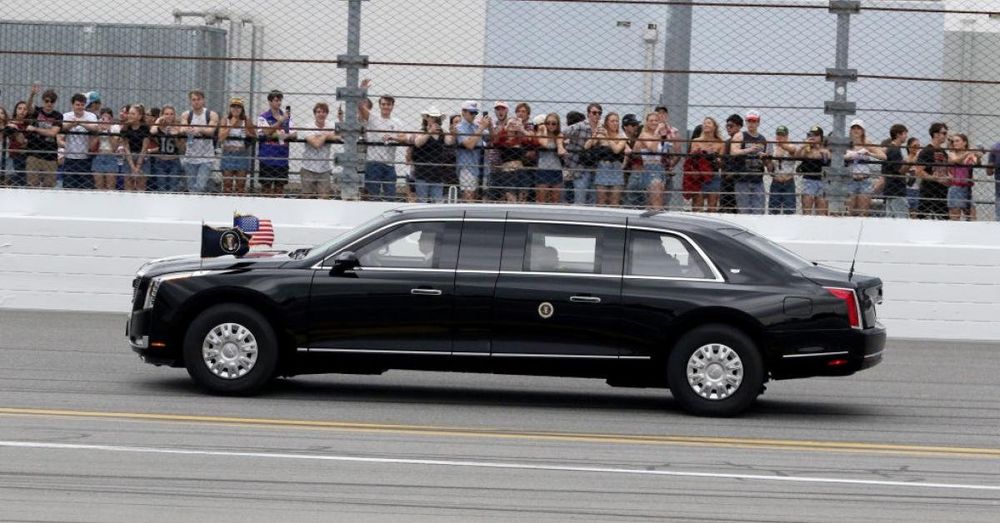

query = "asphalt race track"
[1, 310, 998, 522]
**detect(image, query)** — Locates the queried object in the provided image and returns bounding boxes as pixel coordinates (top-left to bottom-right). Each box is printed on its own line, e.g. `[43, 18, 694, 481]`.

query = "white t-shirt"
[364, 113, 403, 164]
[300, 121, 334, 173]
[185, 109, 214, 165]
[62, 111, 98, 159]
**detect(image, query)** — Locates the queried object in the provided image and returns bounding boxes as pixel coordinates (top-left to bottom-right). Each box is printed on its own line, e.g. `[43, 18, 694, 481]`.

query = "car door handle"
[410, 288, 443, 296]
[569, 295, 602, 304]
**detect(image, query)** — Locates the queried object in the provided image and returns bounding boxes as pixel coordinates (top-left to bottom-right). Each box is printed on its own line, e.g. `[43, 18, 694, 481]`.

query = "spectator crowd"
[2, 82, 999, 221]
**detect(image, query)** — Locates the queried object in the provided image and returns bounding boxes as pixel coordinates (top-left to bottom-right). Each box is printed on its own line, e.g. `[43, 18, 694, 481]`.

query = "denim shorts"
[906, 187, 920, 210]
[849, 178, 872, 195]
[947, 185, 972, 209]
[220, 149, 251, 172]
[92, 154, 119, 173]
[701, 173, 721, 193]
[802, 178, 825, 197]
[642, 163, 666, 186]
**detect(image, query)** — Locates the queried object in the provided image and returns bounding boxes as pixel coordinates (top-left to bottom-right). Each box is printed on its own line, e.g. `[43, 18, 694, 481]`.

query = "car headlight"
[143, 271, 217, 309]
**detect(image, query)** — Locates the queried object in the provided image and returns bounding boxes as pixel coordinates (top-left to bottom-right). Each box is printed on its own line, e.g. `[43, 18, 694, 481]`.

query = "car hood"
[136, 251, 291, 279]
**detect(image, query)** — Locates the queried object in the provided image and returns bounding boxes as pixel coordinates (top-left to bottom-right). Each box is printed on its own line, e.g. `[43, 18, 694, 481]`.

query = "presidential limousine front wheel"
[183, 304, 278, 395]
[667, 324, 764, 417]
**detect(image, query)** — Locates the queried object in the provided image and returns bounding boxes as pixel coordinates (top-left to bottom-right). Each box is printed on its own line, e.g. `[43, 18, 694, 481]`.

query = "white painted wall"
[2, 188, 998, 341]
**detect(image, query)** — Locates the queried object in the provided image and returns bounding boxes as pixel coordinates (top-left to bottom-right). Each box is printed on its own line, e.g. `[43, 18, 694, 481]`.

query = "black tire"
[667, 324, 764, 417]
[183, 303, 279, 395]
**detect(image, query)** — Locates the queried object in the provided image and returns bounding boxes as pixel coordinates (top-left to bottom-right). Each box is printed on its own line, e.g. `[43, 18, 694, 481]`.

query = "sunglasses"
[589, 110, 602, 115]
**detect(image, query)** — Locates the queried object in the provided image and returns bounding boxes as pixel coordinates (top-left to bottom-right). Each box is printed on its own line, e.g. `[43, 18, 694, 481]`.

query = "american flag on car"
[233, 215, 274, 247]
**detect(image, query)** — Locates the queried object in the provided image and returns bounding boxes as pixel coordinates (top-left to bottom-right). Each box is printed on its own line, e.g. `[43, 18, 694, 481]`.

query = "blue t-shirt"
[454, 120, 483, 173]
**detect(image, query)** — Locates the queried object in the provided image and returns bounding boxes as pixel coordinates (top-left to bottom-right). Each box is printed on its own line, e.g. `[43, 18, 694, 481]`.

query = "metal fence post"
[335, 0, 369, 197]
[824, 0, 860, 215]
[661, 2, 692, 140]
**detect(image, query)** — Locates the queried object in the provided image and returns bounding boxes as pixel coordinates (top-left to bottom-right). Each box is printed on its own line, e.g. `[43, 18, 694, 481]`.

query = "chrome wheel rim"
[202, 323, 259, 380]
[686, 343, 743, 401]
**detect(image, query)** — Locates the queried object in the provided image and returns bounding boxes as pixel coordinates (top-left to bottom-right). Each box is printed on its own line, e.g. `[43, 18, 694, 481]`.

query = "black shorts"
[259, 164, 289, 187]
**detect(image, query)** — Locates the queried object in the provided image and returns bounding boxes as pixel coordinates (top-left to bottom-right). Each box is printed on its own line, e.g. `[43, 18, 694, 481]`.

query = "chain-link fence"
[1, 0, 998, 220]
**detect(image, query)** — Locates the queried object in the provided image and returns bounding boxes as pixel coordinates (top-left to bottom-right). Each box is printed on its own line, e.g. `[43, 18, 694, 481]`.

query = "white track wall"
[1, 189, 998, 341]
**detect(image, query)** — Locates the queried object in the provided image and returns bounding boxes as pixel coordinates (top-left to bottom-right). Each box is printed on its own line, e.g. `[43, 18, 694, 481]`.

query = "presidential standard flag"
[234, 215, 274, 247]
[200, 225, 251, 258]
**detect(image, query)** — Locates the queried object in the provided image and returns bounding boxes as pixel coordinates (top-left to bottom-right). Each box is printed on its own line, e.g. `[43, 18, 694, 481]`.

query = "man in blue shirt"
[454, 101, 491, 201]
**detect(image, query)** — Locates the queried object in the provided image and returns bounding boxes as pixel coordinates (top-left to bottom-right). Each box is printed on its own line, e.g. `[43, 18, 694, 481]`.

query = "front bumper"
[126, 309, 183, 367]
[769, 323, 886, 379]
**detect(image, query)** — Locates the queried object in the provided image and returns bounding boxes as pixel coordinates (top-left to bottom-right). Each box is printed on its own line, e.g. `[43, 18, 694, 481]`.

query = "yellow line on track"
[1, 407, 997, 459]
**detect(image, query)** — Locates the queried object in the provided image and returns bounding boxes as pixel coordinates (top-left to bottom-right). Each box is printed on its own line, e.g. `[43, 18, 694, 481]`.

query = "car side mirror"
[330, 251, 360, 275]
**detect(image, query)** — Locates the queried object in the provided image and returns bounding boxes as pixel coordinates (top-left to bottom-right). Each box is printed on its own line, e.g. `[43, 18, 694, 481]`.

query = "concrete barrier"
[2, 188, 998, 341]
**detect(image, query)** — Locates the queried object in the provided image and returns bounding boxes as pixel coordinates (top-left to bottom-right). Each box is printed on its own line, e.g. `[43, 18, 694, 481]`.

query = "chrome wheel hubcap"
[202, 323, 258, 379]
[686, 343, 743, 401]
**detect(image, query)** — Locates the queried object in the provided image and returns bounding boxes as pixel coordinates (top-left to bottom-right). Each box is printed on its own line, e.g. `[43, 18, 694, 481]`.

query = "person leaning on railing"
[776, 125, 830, 216]
[945, 133, 979, 222]
[880, 124, 911, 219]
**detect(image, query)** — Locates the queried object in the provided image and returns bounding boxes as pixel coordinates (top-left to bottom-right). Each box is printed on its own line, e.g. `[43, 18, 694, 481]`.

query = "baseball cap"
[808, 125, 824, 136]
[745, 110, 761, 121]
[494, 101, 509, 110]
[850, 118, 865, 129]
[229, 97, 245, 107]
[461, 100, 479, 113]
[532, 114, 546, 126]
[85, 91, 101, 106]
[622, 113, 640, 126]
[775, 125, 789, 135]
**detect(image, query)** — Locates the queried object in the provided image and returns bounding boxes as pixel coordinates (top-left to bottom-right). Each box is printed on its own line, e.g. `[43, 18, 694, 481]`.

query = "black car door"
[307, 219, 461, 353]
[618, 224, 728, 358]
[491, 220, 625, 358]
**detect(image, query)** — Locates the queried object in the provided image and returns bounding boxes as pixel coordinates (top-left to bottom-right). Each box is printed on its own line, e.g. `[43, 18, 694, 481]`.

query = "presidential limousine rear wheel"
[667, 324, 764, 417]
[183, 304, 278, 395]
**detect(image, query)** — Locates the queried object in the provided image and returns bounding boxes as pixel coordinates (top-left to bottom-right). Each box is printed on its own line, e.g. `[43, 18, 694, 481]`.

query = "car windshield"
[307, 213, 389, 258]
[733, 231, 814, 270]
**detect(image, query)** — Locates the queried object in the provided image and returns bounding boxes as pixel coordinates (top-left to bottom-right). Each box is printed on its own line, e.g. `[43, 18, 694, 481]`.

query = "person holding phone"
[256, 90, 296, 196]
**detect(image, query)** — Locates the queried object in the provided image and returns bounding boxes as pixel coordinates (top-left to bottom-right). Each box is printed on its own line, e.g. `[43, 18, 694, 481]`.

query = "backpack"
[185, 109, 220, 147]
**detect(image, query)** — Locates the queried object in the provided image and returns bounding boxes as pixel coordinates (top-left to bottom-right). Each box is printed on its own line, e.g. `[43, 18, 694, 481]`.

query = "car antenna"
[848, 220, 864, 282]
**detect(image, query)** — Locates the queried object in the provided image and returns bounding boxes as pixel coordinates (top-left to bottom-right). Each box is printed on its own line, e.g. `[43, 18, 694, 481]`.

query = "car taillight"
[825, 287, 862, 330]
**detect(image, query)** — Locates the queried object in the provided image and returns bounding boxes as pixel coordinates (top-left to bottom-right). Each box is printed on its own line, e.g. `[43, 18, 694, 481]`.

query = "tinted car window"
[732, 230, 813, 271]
[627, 230, 713, 279]
[356, 222, 448, 269]
[524, 224, 600, 274]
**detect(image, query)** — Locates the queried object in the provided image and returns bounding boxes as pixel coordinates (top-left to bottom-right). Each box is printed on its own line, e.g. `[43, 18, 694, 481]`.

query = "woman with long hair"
[5, 101, 29, 187]
[946, 133, 978, 221]
[778, 125, 830, 215]
[684, 117, 725, 212]
[904, 137, 922, 218]
[634, 113, 668, 210]
[592, 112, 627, 206]
[534, 112, 565, 204]
[92, 108, 120, 191]
[216, 98, 256, 193]
[150, 105, 185, 192]
[844, 120, 886, 216]
[120, 104, 151, 191]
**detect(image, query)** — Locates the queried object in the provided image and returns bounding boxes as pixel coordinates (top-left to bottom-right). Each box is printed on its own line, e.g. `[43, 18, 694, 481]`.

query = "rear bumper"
[768, 323, 886, 379]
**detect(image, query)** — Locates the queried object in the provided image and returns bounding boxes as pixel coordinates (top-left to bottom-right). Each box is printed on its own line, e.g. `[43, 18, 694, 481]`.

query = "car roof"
[385, 204, 747, 234]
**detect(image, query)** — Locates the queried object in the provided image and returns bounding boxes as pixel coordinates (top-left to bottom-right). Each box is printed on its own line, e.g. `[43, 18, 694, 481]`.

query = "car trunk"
[799, 265, 882, 329]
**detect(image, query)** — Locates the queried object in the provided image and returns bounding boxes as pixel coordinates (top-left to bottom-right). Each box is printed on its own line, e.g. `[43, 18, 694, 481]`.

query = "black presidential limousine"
[127, 205, 885, 416]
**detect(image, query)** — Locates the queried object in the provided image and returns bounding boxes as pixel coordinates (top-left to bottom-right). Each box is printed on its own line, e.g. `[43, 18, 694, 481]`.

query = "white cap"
[461, 100, 480, 113]
[494, 101, 509, 109]
[532, 114, 546, 126]
[850, 118, 865, 129]
[421, 105, 443, 118]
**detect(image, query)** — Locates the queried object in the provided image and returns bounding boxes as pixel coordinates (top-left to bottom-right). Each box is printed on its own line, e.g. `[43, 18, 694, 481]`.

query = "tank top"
[797, 149, 826, 180]
[537, 140, 562, 171]
[223, 125, 247, 149]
